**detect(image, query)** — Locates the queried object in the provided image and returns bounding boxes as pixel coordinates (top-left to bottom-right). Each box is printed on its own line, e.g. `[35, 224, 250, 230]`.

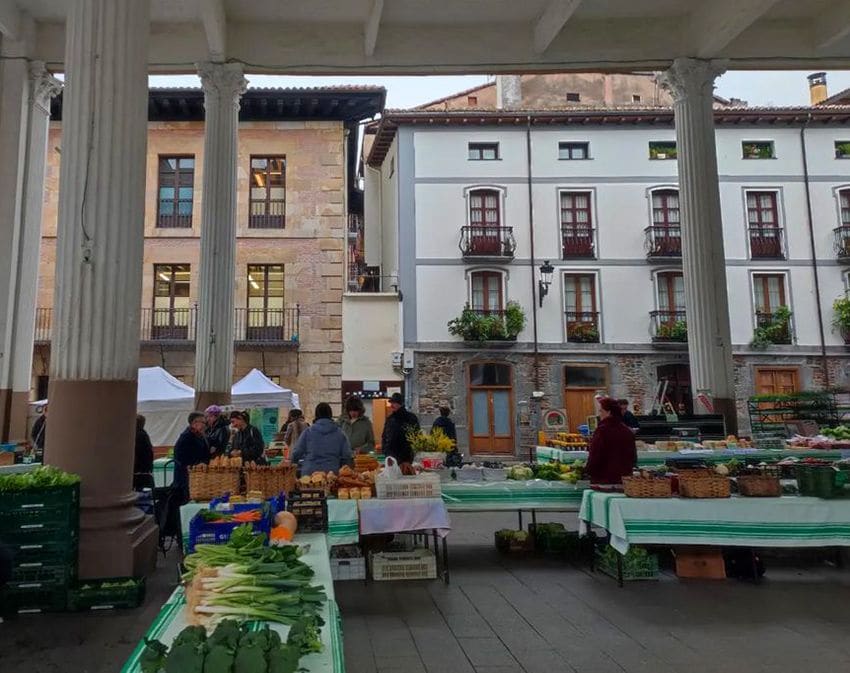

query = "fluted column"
[660, 58, 737, 434]
[6, 63, 62, 441]
[46, 0, 157, 578]
[195, 62, 246, 409]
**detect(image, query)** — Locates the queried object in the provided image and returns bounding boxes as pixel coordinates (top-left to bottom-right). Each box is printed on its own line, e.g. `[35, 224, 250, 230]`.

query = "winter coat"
[291, 418, 352, 475]
[232, 424, 267, 465]
[205, 416, 231, 458]
[381, 407, 420, 464]
[31, 415, 46, 451]
[585, 416, 638, 485]
[340, 415, 376, 453]
[283, 418, 309, 448]
[431, 416, 457, 442]
[133, 428, 154, 490]
[173, 428, 211, 498]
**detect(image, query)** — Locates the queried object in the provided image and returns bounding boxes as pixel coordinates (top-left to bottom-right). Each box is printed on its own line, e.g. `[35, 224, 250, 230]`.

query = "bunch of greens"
[0, 465, 80, 492]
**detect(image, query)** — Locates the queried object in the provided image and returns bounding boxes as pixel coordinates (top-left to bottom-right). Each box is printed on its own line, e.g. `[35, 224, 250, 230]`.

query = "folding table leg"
[442, 534, 450, 585]
[617, 552, 624, 588]
[518, 510, 523, 530]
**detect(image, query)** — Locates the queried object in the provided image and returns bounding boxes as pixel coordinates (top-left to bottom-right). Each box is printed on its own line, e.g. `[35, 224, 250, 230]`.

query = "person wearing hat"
[585, 397, 637, 485]
[205, 405, 231, 458]
[381, 393, 420, 468]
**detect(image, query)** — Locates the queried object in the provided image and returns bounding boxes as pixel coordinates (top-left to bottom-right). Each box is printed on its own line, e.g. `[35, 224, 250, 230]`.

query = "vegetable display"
[506, 461, 585, 483]
[140, 619, 320, 673]
[0, 465, 80, 491]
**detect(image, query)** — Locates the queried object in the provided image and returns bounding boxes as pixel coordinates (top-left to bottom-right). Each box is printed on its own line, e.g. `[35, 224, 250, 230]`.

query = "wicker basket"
[188, 466, 241, 501]
[736, 474, 782, 497]
[622, 476, 672, 498]
[244, 465, 296, 498]
[678, 474, 731, 498]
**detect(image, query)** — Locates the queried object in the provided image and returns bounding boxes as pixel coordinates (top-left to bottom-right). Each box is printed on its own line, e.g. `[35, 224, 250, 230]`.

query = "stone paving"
[2, 511, 850, 672]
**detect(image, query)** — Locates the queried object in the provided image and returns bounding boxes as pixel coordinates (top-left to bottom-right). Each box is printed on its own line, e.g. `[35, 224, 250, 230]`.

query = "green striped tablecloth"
[327, 499, 359, 546]
[536, 446, 848, 467]
[121, 533, 344, 673]
[579, 489, 850, 555]
[441, 480, 587, 511]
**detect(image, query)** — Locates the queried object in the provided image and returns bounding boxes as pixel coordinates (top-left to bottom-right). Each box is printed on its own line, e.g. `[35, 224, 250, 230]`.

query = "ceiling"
[3, 0, 850, 73]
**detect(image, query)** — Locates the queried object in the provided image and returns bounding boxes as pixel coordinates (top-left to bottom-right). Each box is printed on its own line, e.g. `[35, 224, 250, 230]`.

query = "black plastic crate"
[287, 489, 327, 532]
[7, 537, 77, 565]
[0, 484, 80, 529]
[10, 562, 75, 585]
[0, 520, 78, 545]
[0, 583, 69, 615]
[68, 577, 146, 611]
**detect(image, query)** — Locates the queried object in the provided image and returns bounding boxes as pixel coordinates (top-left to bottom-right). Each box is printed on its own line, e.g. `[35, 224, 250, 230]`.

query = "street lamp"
[538, 260, 554, 307]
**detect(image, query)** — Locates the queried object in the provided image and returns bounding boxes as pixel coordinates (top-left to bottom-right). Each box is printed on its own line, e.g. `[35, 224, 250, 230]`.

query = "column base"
[8, 391, 31, 442]
[713, 397, 738, 437]
[196, 390, 231, 410]
[0, 387, 11, 441]
[47, 378, 158, 578]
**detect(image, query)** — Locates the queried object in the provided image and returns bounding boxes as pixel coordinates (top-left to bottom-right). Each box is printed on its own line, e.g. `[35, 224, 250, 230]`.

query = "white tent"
[137, 367, 196, 446]
[231, 369, 296, 409]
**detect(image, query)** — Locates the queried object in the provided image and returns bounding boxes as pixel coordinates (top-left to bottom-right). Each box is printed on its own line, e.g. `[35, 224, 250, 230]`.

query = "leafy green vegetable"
[202, 644, 236, 673]
[286, 617, 323, 655]
[267, 645, 302, 673]
[165, 641, 206, 673]
[140, 639, 168, 673]
[234, 638, 267, 673]
[0, 465, 80, 492]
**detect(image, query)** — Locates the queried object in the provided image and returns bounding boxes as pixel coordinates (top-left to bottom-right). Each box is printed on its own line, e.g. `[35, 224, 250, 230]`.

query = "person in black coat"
[204, 405, 231, 458]
[381, 393, 420, 465]
[431, 406, 457, 442]
[619, 399, 640, 434]
[230, 411, 267, 465]
[31, 406, 47, 460]
[172, 412, 210, 503]
[133, 414, 155, 491]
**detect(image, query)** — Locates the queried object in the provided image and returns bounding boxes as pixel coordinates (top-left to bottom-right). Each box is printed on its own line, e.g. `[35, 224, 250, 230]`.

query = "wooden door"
[564, 389, 597, 433]
[468, 363, 514, 454]
[755, 367, 799, 396]
[563, 364, 608, 431]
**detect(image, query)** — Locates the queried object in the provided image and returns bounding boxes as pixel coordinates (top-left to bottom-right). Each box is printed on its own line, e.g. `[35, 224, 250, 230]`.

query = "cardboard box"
[674, 547, 726, 579]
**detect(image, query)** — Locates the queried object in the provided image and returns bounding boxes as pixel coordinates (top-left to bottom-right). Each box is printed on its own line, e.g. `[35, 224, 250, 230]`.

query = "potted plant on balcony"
[568, 322, 600, 343]
[448, 301, 526, 343]
[656, 320, 688, 342]
[750, 306, 792, 349]
[835, 142, 850, 159]
[832, 296, 850, 344]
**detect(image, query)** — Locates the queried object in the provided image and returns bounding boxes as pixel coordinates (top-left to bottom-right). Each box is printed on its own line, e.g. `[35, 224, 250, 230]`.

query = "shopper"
[431, 406, 457, 442]
[204, 404, 231, 458]
[282, 409, 309, 449]
[619, 399, 640, 434]
[230, 411, 267, 464]
[586, 397, 637, 485]
[381, 393, 420, 468]
[339, 397, 376, 454]
[292, 402, 352, 475]
[31, 405, 47, 459]
[173, 412, 210, 503]
[133, 414, 154, 491]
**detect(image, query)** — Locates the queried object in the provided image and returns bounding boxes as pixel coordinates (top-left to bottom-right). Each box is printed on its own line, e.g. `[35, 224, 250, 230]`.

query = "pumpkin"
[274, 510, 298, 537]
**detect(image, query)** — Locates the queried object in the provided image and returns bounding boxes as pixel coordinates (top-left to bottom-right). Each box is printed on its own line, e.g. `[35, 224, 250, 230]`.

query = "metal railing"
[834, 225, 850, 259]
[141, 307, 197, 341]
[644, 225, 682, 258]
[472, 308, 507, 318]
[348, 270, 399, 293]
[156, 213, 193, 229]
[34, 307, 52, 342]
[650, 310, 688, 342]
[565, 311, 600, 343]
[748, 227, 784, 259]
[756, 310, 792, 344]
[561, 225, 594, 258]
[248, 201, 286, 229]
[459, 225, 516, 258]
[234, 308, 300, 343]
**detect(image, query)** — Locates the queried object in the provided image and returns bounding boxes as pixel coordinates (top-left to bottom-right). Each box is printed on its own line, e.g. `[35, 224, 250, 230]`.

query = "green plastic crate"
[796, 465, 850, 499]
[596, 546, 659, 581]
[7, 538, 78, 566]
[67, 577, 146, 611]
[0, 583, 68, 615]
[10, 562, 75, 585]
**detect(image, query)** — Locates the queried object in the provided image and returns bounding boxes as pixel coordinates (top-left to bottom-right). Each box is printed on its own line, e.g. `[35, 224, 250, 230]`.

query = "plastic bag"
[377, 456, 403, 482]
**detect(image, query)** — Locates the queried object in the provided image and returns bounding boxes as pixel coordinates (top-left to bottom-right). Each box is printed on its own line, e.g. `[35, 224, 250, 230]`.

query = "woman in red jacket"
[586, 397, 638, 485]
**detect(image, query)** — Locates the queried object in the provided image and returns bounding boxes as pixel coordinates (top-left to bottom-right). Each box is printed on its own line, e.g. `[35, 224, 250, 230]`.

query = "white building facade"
[366, 107, 850, 455]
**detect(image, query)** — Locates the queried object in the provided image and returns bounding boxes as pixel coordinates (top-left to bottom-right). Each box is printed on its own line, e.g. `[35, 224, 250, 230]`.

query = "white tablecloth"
[357, 497, 451, 538]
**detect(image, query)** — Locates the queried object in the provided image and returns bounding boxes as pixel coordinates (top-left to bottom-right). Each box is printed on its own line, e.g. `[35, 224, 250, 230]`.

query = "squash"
[270, 525, 294, 544]
[274, 510, 298, 537]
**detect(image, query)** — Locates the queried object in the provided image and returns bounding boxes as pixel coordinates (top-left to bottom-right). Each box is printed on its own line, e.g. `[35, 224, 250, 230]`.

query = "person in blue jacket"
[292, 402, 352, 475]
[172, 412, 210, 503]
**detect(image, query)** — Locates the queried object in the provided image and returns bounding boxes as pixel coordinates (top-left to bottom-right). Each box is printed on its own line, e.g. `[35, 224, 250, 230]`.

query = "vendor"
[229, 411, 267, 464]
[173, 412, 210, 502]
[381, 393, 420, 470]
[292, 402, 352, 475]
[339, 396, 375, 454]
[619, 398, 640, 434]
[586, 397, 637, 485]
[204, 405, 231, 458]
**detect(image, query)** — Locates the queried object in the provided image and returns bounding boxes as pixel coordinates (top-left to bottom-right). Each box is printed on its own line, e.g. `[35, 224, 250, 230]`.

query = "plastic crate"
[68, 577, 146, 611]
[456, 467, 484, 482]
[1, 520, 79, 546]
[376, 475, 442, 499]
[331, 556, 366, 581]
[0, 583, 68, 615]
[596, 547, 659, 581]
[0, 483, 80, 532]
[10, 562, 74, 585]
[7, 538, 78, 566]
[370, 548, 436, 581]
[187, 496, 282, 552]
[287, 489, 327, 532]
[796, 465, 850, 499]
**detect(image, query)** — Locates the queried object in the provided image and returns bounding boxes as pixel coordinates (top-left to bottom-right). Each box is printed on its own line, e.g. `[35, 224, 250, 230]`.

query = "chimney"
[496, 75, 522, 110]
[808, 72, 828, 106]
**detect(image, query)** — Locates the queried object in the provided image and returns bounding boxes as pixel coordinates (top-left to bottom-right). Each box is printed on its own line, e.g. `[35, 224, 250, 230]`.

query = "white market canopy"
[7, 1, 850, 73]
[137, 366, 196, 413]
[231, 369, 296, 409]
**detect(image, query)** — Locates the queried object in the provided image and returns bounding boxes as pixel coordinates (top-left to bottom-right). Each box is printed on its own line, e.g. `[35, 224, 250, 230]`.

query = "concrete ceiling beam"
[689, 0, 782, 58]
[533, 0, 583, 55]
[0, 0, 21, 40]
[813, 0, 850, 50]
[199, 0, 226, 62]
[364, 0, 384, 57]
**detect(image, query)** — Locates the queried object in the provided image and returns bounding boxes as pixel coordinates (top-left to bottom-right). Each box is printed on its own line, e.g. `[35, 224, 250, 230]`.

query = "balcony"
[234, 308, 300, 345]
[156, 213, 192, 229]
[644, 226, 681, 260]
[755, 310, 792, 345]
[565, 311, 600, 343]
[142, 307, 196, 341]
[748, 227, 784, 259]
[561, 225, 595, 258]
[348, 266, 399, 294]
[459, 226, 515, 260]
[650, 310, 688, 344]
[834, 226, 850, 260]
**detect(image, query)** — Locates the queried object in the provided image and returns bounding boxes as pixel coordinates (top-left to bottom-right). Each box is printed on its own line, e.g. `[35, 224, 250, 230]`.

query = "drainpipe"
[801, 114, 830, 388]
[526, 115, 540, 389]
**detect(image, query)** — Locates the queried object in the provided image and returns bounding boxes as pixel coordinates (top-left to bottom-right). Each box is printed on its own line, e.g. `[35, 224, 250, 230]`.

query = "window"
[152, 264, 191, 339]
[249, 156, 286, 228]
[560, 191, 594, 258]
[468, 363, 514, 454]
[742, 141, 775, 159]
[835, 141, 850, 159]
[646, 189, 681, 257]
[469, 189, 501, 228]
[839, 188, 850, 225]
[246, 264, 285, 340]
[649, 141, 677, 160]
[753, 273, 786, 314]
[564, 365, 607, 388]
[463, 188, 514, 257]
[566, 92, 581, 102]
[467, 95, 478, 107]
[558, 142, 589, 160]
[157, 156, 194, 228]
[469, 363, 512, 387]
[632, 94, 642, 103]
[470, 271, 503, 315]
[746, 191, 783, 259]
[564, 274, 599, 343]
[269, 375, 281, 385]
[468, 143, 499, 161]
[657, 272, 685, 312]
[563, 364, 608, 432]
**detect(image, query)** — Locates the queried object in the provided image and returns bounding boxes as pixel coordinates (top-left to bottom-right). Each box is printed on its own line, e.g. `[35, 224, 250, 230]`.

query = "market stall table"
[537, 445, 850, 466]
[120, 532, 344, 673]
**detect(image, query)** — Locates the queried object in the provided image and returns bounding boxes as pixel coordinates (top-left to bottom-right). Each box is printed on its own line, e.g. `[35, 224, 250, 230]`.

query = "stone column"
[194, 62, 246, 410]
[7, 63, 62, 441]
[46, 0, 157, 578]
[660, 58, 737, 434]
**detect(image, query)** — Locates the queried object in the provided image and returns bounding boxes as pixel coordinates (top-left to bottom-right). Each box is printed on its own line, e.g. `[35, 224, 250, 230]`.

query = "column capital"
[197, 61, 247, 107]
[659, 57, 727, 104]
[28, 61, 62, 116]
